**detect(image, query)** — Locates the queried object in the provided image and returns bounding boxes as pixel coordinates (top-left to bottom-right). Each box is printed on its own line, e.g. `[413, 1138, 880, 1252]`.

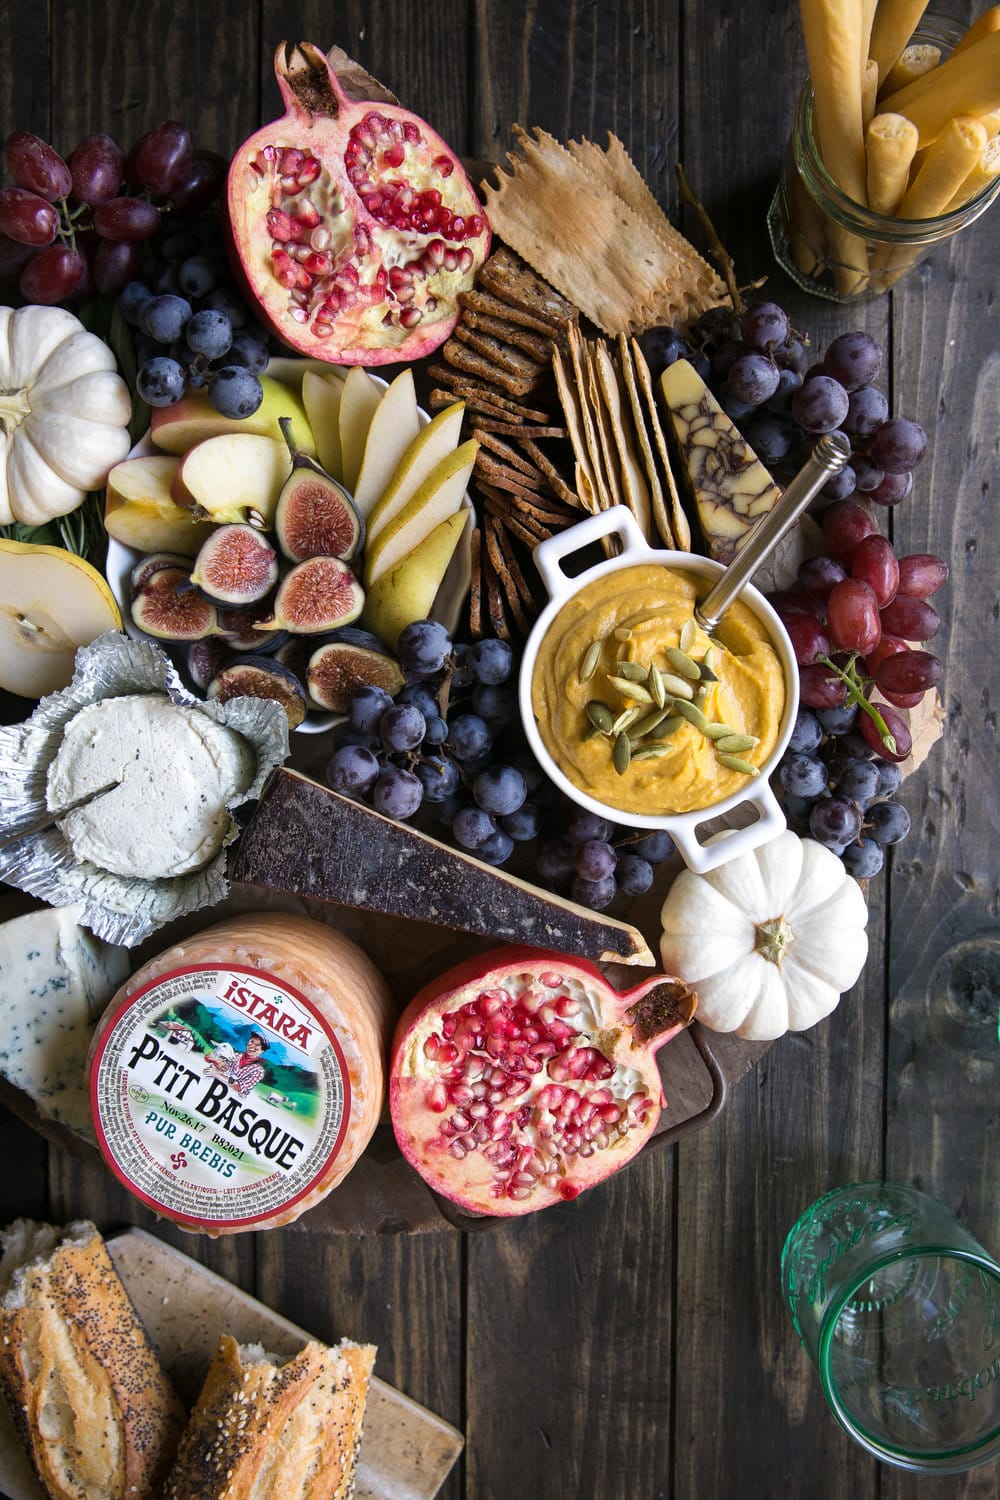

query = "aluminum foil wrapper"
[0, 631, 289, 947]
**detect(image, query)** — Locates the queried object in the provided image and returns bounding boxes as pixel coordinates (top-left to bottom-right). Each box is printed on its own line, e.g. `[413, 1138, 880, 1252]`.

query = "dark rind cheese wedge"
[233, 768, 655, 967]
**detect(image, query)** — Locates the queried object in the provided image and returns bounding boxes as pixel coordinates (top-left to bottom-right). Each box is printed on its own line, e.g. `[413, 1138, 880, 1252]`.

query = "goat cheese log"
[0, 1219, 185, 1500]
[87, 913, 394, 1233]
[163, 1334, 375, 1500]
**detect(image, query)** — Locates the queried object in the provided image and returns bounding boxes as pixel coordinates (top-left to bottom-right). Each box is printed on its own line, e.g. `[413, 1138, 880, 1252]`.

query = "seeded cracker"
[594, 340, 652, 541]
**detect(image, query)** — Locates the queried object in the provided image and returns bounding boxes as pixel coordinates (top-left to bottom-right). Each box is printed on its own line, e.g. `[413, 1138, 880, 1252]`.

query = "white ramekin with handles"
[518, 506, 800, 875]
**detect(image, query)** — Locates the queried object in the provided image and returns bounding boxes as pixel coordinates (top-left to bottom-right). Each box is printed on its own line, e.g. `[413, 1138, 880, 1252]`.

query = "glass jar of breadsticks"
[768, 10, 1000, 301]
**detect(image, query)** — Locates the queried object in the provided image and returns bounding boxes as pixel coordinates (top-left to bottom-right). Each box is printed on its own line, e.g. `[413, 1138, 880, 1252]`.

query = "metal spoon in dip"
[694, 430, 851, 634]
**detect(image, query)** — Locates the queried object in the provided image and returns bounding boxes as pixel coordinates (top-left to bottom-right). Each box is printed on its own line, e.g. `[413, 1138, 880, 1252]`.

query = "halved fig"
[274, 417, 364, 564]
[262, 555, 365, 634]
[129, 551, 194, 597]
[207, 655, 308, 728]
[217, 605, 288, 654]
[306, 636, 405, 712]
[190, 524, 279, 608]
[186, 636, 232, 691]
[131, 566, 221, 642]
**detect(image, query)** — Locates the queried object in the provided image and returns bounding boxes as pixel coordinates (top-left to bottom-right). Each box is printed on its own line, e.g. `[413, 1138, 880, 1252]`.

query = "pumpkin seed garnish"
[612, 705, 645, 735]
[632, 745, 672, 761]
[586, 701, 614, 733]
[659, 672, 696, 701]
[580, 640, 602, 682]
[607, 675, 654, 704]
[672, 699, 709, 732]
[694, 684, 709, 710]
[665, 647, 701, 680]
[718, 753, 759, 776]
[715, 733, 759, 754]
[703, 722, 736, 740]
[613, 732, 632, 774]
[679, 617, 697, 653]
[629, 707, 671, 738]
[702, 645, 720, 679]
[648, 714, 685, 738]
[615, 660, 649, 683]
[647, 662, 666, 709]
[614, 626, 633, 642]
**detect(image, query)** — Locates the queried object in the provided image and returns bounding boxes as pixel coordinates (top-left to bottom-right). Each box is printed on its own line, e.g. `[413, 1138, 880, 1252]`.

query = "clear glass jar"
[767, 16, 1000, 302]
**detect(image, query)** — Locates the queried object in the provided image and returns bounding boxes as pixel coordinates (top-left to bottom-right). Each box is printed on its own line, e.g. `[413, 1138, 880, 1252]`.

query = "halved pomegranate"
[390, 946, 697, 1217]
[227, 42, 491, 365]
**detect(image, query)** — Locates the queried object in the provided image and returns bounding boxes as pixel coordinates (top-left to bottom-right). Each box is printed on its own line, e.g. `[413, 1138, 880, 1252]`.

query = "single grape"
[718, 391, 756, 422]
[149, 261, 182, 296]
[827, 578, 882, 655]
[415, 755, 461, 803]
[896, 553, 949, 598]
[693, 306, 740, 345]
[380, 702, 426, 752]
[711, 338, 749, 380]
[873, 759, 903, 798]
[227, 328, 270, 373]
[131, 120, 195, 196]
[349, 684, 395, 735]
[775, 338, 809, 373]
[768, 587, 822, 624]
[205, 285, 249, 329]
[141, 293, 192, 343]
[92, 195, 161, 241]
[835, 758, 881, 805]
[863, 636, 909, 678]
[843, 384, 889, 439]
[810, 796, 863, 846]
[67, 134, 124, 204]
[93, 237, 141, 294]
[434, 793, 465, 830]
[19, 244, 84, 303]
[843, 838, 885, 878]
[398, 683, 440, 717]
[789, 708, 823, 753]
[850, 533, 899, 609]
[879, 594, 940, 642]
[136, 356, 187, 406]
[566, 808, 614, 845]
[327, 744, 380, 797]
[822, 331, 884, 392]
[446, 713, 492, 763]
[615, 854, 654, 896]
[536, 837, 577, 883]
[822, 499, 879, 563]
[780, 753, 828, 798]
[783, 792, 818, 833]
[817, 702, 859, 736]
[576, 839, 617, 882]
[763, 366, 803, 417]
[743, 414, 794, 465]
[740, 300, 790, 351]
[786, 614, 831, 665]
[398, 619, 452, 674]
[0, 188, 58, 245]
[631, 829, 674, 863]
[852, 454, 884, 493]
[870, 417, 927, 474]
[726, 352, 780, 406]
[879, 686, 924, 710]
[571, 874, 618, 910]
[452, 805, 497, 850]
[4, 132, 72, 200]
[177, 252, 218, 299]
[468, 637, 515, 684]
[119, 278, 153, 325]
[210, 365, 263, 419]
[478, 828, 516, 866]
[791, 374, 850, 433]
[473, 764, 526, 818]
[471, 683, 515, 729]
[869, 470, 913, 507]
[185, 307, 232, 359]
[866, 800, 911, 845]
[501, 802, 542, 842]
[822, 465, 857, 502]
[860, 703, 912, 762]
[372, 764, 423, 820]
[423, 714, 448, 747]
[638, 325, 690, 375]
[876, 650, 942, 695]
[167, 149, 227, 215]
[798, 662, 848, 709]
[798, 556, 846, 598]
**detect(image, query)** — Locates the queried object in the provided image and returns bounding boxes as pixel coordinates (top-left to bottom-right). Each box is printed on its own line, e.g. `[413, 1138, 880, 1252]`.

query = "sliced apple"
[104, 496, 215, 555]
[171, 433, 293, 526]
[150, 376, 315, 456]
[361, 509, 470, 650]
[351, 368, 422, 519]
[338, 367, 384, 495]
[0, 538, 122, 698]
[363, 440, 478, 587]
[366, 402, 466, 543]
[302, 369, 346, 482]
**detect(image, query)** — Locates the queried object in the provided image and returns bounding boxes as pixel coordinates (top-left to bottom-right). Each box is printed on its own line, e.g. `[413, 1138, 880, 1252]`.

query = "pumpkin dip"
[530, 563, 785, 816]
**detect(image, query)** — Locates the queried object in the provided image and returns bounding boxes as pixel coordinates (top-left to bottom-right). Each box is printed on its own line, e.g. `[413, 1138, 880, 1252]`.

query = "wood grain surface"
[1, 3, 998, 1498]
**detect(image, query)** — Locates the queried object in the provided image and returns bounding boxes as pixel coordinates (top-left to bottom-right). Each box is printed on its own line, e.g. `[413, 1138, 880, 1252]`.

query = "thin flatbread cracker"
[518, 435, 581, 507]
[618, 333, 674, 548]
[584, 342, 624, 511]
[558, 334, 604, 512]
[594, 340, 652, 541]
[631, 338, 691, 551]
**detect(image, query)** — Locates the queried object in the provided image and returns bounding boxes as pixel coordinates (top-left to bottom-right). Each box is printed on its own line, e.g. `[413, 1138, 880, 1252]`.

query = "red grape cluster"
[0, 125, 224, 305]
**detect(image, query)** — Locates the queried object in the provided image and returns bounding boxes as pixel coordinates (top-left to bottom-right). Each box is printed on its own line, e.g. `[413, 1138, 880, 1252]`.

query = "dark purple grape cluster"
[323, 620, 676, 908]
[777, 705, 910, 878]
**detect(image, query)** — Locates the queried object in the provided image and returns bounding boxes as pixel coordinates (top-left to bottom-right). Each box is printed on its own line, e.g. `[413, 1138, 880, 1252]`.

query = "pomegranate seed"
[309, 227, 332, 253]
[388, 265, 412, 289]
[423, 1034, 441, 1061]
[466, 214, 485, 237]
[275, 262, 299, 289]
[450, 1084, 476, 1108]
[290, 307, 309, 323]
[365, 111, 388, 134]
[424, 239, 447, 268]
[426, 1082, 448, 1112]
[383, 142, 405, 168]
[458, 247, 475, 273]
[479, 989, 509, 1015]
[436, 210, 456, 237]
[487, 1088, 505, 1105]
[468, 1101, 489, 1120]
[443, 249, 459, 272]
[303, 252, 329, 276]
[353, 123, 377, 151]
[451, 1110, 471, 1133]
[555, 996, 579, 1017]
[537, 1086, 564, 1110]
[267, 209, 297, 242]
[441, 1015, 458, 1039]
[433, 153, 454, 175]
[437, 1041, 459, 1065]
[298, 157, 321, 185]
[448, 1140, 468, 1160]
[347, 165, 369, 186]
[509, 1186, 532, 1200]
[354, 224, 373, 255]
[584, 1056, 615, 1082]
[451, 215, 466, 238]
[404, 122, 422, 144]
[362, 192, 383, 214]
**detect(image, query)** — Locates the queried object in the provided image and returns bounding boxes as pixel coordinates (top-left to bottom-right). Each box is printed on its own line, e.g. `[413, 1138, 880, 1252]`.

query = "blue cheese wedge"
[45, 695, 254, 879]
[0, 903, 130, 1140]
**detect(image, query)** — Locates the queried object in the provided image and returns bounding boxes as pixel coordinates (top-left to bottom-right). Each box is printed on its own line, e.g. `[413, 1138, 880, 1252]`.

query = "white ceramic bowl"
[518, 506, 800, 875]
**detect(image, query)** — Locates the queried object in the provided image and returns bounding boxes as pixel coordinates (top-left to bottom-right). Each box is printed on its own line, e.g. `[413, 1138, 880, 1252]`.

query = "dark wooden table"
[2, 3, 998, 1497]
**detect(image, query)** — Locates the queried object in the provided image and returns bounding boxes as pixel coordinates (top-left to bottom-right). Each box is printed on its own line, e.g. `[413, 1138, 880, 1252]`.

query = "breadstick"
[953, 5, 1000, 55]
[866, 112, 920, 213]
[881, 43, 940, 96]
[881, 31, 1000, 145]
[863, 59, 880, 127]
[945, 132, 1000, 208]
[799, 0, 870, 288]
[897, 115, 989, 216]
[870, 0, 931, 84]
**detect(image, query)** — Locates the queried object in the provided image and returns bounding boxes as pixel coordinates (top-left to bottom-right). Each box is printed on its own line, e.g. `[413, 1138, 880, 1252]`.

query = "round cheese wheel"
[88, 912, 393, 1234]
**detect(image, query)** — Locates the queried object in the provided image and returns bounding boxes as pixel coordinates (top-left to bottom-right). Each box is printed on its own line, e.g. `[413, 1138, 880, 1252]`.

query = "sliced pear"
[172, 433, 293, 525]
[150, 376, 315, 456]
[338, 367, 384, 494]
[366, 402, 466, 542]
[363, 440, 477, 587]
[302, 369, 346, 483]
[351, 368, 422, 519]
[0, 539, 122, 698]
[361, 509, 470, 649]
[266, 356, 348, 391]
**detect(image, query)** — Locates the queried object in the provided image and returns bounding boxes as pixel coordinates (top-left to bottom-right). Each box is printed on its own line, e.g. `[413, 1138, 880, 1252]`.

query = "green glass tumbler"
[781, 1182, 1000, 1474]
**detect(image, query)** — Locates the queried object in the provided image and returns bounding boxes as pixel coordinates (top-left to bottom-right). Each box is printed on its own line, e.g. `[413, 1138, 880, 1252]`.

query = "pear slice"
[361, 509, 470, 649]
[0, 539, 122, 698]
[172, 433, 292, 525]
[351, 368, 422, 519]
[338, 367, 384, 494]
[302, 369, 346, 483]
[363, 440, 477, 588]
[366, 402, 466, 543]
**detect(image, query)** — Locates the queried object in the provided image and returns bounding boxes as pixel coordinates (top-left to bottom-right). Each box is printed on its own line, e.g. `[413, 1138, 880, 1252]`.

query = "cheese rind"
[0, 903, 130, 1139]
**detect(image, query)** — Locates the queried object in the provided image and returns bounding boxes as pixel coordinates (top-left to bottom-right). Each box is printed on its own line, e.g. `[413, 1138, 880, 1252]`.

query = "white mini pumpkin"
[659, 830, 868, 1041]
[0, 303, 132, 526]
